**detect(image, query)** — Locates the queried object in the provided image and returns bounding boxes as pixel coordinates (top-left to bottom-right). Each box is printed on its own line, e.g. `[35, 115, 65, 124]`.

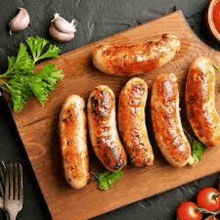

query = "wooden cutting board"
[11, 10, 220, 220]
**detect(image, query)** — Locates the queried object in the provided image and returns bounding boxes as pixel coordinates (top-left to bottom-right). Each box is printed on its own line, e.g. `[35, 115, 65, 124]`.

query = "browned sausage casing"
[88, 85, 127, 171]
[150, 74, 191, 167]
[185, 56, 220, 148]
[59, 95, 90, 189]
[118, 77, 154, 167]
[92, 34, 180, 76]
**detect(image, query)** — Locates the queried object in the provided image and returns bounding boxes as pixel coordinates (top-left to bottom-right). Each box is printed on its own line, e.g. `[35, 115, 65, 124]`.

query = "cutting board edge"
[9, 9, 220, 220]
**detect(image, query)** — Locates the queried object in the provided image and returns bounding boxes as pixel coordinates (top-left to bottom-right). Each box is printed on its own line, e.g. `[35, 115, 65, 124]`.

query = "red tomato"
[177, 201, 202, 220]
[196, 187, 220, 212]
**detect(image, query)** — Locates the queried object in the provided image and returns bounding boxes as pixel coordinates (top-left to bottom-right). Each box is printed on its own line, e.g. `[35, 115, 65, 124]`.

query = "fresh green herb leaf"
[0, 36, 63, 111]
[26, 36, 48, 59]
[7, 76, 32, 110]
[29, 64, 63, 105]
[106, 170, 124, 185]
[191, 139, 207, 162]
[26, 36, 61, 63]
[6, 43, 34, 75]
[92, 170, 124, 191]
[98, 172, 111, 191]
[183, 123, 207, 166]
[37, 44, 61, 61]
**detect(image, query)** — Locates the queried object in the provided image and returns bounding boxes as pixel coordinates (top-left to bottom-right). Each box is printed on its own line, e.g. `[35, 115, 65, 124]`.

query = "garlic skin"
[9, 8, 30, 34]
[52, 13, 77, 33]
[49, 13, 77, 42]
[49, 23, 75, 42]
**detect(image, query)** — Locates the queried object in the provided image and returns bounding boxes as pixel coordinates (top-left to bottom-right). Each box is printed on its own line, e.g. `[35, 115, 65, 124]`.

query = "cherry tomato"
[177, 201, 202, 220]
[196, 187, 220, 212]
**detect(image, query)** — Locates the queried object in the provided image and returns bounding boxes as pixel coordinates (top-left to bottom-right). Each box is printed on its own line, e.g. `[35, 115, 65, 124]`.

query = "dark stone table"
[0, 0, 220, 219]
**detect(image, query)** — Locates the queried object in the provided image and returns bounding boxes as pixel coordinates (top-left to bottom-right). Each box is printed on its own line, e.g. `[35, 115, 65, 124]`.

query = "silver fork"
[5, 162, 23, 220]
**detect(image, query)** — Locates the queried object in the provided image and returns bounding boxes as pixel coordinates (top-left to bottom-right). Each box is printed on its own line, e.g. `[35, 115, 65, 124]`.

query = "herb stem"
[183, 128, 193, 143]
[90, 171, 99, 179]
[0, 79, 10, 89]
[0, 76, 12, 79]
[33, 58, 38, 64]
[213, 63, 220, 71]
[0, 72, 10, 79]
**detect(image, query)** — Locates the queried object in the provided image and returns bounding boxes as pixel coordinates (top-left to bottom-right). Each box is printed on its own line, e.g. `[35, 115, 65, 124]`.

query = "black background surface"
[0, 0, 220, 219]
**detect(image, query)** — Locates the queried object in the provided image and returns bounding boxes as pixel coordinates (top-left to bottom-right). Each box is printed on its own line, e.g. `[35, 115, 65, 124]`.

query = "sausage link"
[185, 56, 220, 148]
[59, 95, 89, 189]
[92, 34, 180, 76]
[87, 85, 127, 171]
[118, 77, 154, 167]
[150, 74, 191, 167]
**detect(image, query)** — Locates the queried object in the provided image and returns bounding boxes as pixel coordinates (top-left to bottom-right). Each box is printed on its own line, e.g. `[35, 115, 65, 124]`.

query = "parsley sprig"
[0, 36, 63, 111]
[91, 170, 123, 191]
[182, 120, 207, 166]
[185, 128, 207, 166]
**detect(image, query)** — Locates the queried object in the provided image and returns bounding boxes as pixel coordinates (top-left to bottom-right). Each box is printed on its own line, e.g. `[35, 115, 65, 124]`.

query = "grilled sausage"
[118, 77, 154, 167]
[59, 95, 89, 189]
[150, 74, 191, 167]
[92, 34, 180, 76]
[185, 56, 220, 148]
[87, 85, 127, 171]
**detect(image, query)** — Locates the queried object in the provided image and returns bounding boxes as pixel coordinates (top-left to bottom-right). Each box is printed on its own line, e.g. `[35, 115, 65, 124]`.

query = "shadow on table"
[0, 93, 52, 220]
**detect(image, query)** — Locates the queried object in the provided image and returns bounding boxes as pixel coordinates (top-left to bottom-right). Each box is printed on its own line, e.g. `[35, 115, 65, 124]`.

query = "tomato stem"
[212, 193, 220, 200]
[195, 207, 220, 216]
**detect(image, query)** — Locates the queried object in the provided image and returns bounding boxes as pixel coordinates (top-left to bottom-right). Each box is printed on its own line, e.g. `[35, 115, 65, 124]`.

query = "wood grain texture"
[11, 10, 220, 220]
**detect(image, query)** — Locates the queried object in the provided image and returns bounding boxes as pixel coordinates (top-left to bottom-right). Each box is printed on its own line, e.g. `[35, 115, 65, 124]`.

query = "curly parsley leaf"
[92, 170, 124, 191]
[0, 36, 63, 111]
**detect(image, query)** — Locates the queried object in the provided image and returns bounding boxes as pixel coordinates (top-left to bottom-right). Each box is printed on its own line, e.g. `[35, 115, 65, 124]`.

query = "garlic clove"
[49, 23, 75, 42]
[52, 13, 77, 34]
[9, 8, 30, 34]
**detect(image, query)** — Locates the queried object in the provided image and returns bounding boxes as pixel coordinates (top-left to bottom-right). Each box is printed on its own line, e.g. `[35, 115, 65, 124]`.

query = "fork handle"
[7, 212, 17, 220]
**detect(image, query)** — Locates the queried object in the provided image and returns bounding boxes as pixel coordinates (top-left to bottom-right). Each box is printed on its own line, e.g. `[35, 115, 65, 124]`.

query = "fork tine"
[14, 163, 19, 200]
[5, 163, 9, 200]
[0, 172, 4, 198]
[0, 161, 6, 182]
[19, 163, 23, 201]
[0, 161, 5, 198]
[9, 163, 14, 200]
